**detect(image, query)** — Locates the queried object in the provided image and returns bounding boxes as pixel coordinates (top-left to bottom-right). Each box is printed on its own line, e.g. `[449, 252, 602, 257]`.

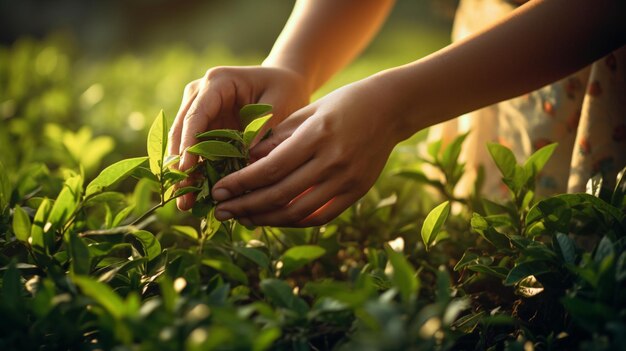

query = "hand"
[210, 77, 407, 227]
[168, 65, 310, 210]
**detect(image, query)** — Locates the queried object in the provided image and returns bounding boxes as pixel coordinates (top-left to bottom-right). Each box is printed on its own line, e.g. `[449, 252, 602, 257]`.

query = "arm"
[169, 0, 394, 210]
[211, 0, 626, 226]
[263, 0, 395, 94]
[386, 0, 626, 139]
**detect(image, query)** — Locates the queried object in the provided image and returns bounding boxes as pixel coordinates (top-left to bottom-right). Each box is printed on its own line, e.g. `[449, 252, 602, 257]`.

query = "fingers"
[168, 81, 199, 158]
[298, 193, 361, 227]
[213, 157, 322, 220]
[211, 125, 317, 202]
[235, 179, 347, 227]
[249, 106, 312, 161]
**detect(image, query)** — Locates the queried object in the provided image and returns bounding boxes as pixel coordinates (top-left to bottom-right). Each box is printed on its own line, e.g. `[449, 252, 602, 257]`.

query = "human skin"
[173, 0, 626, 227]
[168, 0, 394, 211]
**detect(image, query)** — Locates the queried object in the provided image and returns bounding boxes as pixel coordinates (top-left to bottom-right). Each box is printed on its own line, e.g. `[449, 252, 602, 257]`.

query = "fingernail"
[212, 188, 232, 201]
[215, 210, 234, 221]
[238, 218, 253, 227]
[177, 196, 187, 210]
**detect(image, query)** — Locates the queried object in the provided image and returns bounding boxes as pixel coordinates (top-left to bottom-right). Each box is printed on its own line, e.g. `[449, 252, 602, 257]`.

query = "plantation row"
[0, 105, 624, 350]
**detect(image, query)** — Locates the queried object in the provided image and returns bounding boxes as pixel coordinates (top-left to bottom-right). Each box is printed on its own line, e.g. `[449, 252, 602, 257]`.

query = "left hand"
[210, 77, 408, 227]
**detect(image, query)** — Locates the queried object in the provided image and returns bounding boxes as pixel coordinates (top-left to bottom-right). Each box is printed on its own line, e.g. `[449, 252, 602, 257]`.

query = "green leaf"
[504, 261, 551, 286]
[112, 205, 135, 227]
[196, 129, 245, 144]
[73, 276, 125, 319]
[524, 143, 557, 177]
[394, 170, 442, 188]
[454, 251, 480, 271]
[128, 230, 161, 261]
[556, 233, 576, 265]
[240, 103, 272, 128]
[426, 139, 442, 162]
[385, 245, 419, 303]
[0, 161, 11, 211]
[202, 259, 248, 284]
[487, 143, 517, 179]
[2, 261, 22, 311]
[187, 141, 245, 160]
[171, 225, 199, 240]
[440, 132, 468, 172]
[611, 166, 626, 207]
[467, 264, 508, 279]
[12, 205, 31, 243]
[147, 110, 168, 175]
[69, 234, 91, 275]
[421, 201, 450, 250]
[279, 245, 325, 276]
[594, 236, 614, 264]
[86, 157, 148, 197]
[260, 278, 308, 316]
[163, 154, 180, 169]
[47, 175, 83, 232]
[234, 246, 270, 270]
[243, 115, 272, 147]
[172, 186, 201, 199]
[30, 198, 51, 253]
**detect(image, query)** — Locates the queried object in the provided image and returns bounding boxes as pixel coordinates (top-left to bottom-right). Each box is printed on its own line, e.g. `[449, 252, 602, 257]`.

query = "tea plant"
[0, 104, 624, 350]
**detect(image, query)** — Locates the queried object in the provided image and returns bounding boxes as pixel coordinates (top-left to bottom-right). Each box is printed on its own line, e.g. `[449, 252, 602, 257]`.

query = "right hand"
[168, 66, 310, 211]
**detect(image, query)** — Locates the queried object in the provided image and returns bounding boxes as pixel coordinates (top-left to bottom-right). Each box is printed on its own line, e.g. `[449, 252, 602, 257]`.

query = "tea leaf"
[240, 103, 272, 128]
[12, 205, 31, 243]
[2, 261, 22, 312]
[187, 141, 245, 160]
[30, 198, 51, 253]
[196, 129, 244, 144]
[128, 230, 161, 261]
[69, 234, 91, 275]
[504, 261, 551, 286]
[171, 225, 198, 240]
[73, 276, 125, 319]
[279, 245, 325, 276]
[47, 175, 83, 231]
[260, 278, 309, 316]
[0, 161, 11, 211]
[556, 233, 576, 265]
[524, 143, 557, 177]
[594, 236, 614, 264]
[86, 157, 148, 197]
[147, 110, 168, 175]
[421, 201, 450, 250]
[202, 259, 248, 284]
[234, 246, 270, 270]
[487, 143, 517, 179]
[385, 245, 419, 303]
[454, 251, 479, 271]
[243, 115, 272, 147]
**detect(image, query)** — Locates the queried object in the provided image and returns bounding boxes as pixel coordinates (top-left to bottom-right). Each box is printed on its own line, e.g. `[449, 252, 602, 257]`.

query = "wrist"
[363, 67, 434, 144]
[261, 57, 315, 97]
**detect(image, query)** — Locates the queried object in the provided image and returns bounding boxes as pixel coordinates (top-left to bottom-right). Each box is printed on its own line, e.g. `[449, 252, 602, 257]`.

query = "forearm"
[263, 0, 394, 95]
[378, 0, 626, 141]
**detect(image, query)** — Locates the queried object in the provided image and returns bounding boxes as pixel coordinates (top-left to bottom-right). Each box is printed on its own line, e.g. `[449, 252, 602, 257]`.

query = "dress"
[428, 0, 626, 199]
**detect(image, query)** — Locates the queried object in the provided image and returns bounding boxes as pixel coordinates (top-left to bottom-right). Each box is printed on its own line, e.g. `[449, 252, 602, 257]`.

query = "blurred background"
[0, 0, 455, 219]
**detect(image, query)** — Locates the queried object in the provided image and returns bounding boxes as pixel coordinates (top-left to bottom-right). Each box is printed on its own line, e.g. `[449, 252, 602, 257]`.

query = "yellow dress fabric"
[429, 0, 626, 199]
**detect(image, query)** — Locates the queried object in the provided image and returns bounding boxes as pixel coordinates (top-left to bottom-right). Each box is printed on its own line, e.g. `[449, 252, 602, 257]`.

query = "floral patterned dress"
[429, 0, 626, 199]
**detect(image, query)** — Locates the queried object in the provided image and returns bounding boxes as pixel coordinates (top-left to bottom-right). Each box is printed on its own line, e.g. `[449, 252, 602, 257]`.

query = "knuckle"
[284, 206, 307, 223]
[262, 162, 283, 183]
[184, 81, 198, 94]
[268, 188, 291, 207]
[205, 66, 231, 80]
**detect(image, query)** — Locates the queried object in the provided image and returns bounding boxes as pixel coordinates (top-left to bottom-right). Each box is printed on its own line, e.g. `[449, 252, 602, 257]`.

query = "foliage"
[1, 38, 625, 350]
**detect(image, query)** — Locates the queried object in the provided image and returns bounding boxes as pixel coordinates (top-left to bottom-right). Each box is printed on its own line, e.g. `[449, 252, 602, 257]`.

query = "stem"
[78, 216, 156, 237]
[128, 194, 178, 227]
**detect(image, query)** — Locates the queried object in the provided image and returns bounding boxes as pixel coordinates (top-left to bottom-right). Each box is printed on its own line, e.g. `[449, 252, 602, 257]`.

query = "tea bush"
[1, 38, 625, 351]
